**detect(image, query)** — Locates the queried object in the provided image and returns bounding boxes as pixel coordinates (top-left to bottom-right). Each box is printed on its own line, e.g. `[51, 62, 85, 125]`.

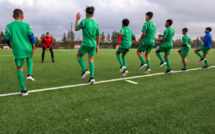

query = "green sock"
[195, 52, 204, 59]
[165, 58, 171, 70]
[78, 57, 86, 71]
[184, 64, 187, 69]
[204, 59, 208, 66]
[17, 70, 26, 91]
[89, 62, 94, 78]
[27, 58, 33, 75]
[122, 55, 126, 67]
[116, 53, 123, 66]
[139, 56, 145, 64]
[146, 60, 150, 69]
[156, 53, 164, 62]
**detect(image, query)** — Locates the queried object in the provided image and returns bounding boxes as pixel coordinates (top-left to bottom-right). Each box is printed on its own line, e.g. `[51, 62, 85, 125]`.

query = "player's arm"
[42, 37, 47, 49]
[177, 37, 187, 47]
[75, 12, 81, 31]
[49, 37, 53, 48]
[4, 26, 12, 48]
[136, 32, 146, 46]
[116, 34, 123, 50]
[28, 34, 36, 57]
[5, 39, 12, 48]
[96, 35, 101, 54]
[201, 35, 208, 44]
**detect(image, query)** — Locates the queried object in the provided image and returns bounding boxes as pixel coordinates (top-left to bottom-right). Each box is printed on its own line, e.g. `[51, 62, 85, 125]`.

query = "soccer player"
[155, 19, 175, 74]
[136, 12, 156, 73]
[194, 27, 212, 69]
[4, 9, 36, 96]
[177, 28, 191, 71]
[41, 32, 55, 63]
[116, 19, 136, 76]
[75, 6, 101, 84]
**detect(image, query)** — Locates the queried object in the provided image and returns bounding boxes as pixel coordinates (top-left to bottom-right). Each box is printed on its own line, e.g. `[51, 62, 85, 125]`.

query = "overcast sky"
[0, 0, 215, 40]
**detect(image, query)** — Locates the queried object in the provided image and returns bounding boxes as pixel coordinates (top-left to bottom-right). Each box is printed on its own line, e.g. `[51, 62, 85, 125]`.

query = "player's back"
[5, 21, 33, 59]
[165, 27, 175, 42]
[120, 27, 134, 48]
[82, 18, 100, 47]
[143, 21, 156, 40]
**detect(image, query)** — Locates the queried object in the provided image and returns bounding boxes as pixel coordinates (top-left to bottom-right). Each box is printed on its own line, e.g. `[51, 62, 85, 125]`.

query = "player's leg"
[116, 49, 125, 72]
[137, 46, 147, 69]
[181, 48, 189, 71]
[156, 47, 166, 67]
[16, 59, 28, 96]
[178, 49, 182, 57]
[122, 52, 129, 77]
[194, 48, 205, 62]
[49, 47, 55, 62]
[88, 47, 97, 84]
[26, 57, 35, 81]
[164, 49, 173, 74]
[202, 53, 210, 69]
[41, 46, 46, 63]
[145, 45, 153, 74]
[77, 46, 89, 79]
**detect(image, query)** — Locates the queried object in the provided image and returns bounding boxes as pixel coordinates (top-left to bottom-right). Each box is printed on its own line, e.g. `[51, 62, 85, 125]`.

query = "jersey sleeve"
[27, 25, 34, 35]
[163, 29, 168, 39]
[96, 24, 101, 36]
[4, 26, 10, 39]
[77, 20, 84, 30]
[142, 23, 147, 33]
[119, 28, 124, 35]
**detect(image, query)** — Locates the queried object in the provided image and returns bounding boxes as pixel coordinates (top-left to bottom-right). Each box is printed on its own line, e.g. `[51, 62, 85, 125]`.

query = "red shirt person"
[41, 32, 55, 63]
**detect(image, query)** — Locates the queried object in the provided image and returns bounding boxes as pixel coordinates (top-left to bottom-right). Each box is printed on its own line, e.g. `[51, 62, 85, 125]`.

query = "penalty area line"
[0, 66, 215, 97]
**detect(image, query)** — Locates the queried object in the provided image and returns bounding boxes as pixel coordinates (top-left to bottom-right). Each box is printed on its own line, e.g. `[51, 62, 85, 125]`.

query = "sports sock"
[27, 58, 33, 75]
[122, 55, 126, 67]
[156, 53, 164, 62]
[195, 51, 204, 59]
[204, 59, 209, 66]
[89, 62, 94, 78]
[165, 58, 171, 70]
[17, 70, 26, 91]
[184, 64, 187, 69]
[116, 53, 123, 66]
[146, 60, 150, 69]
[78, 57, 86, 72]
[139, 56, 145, 64]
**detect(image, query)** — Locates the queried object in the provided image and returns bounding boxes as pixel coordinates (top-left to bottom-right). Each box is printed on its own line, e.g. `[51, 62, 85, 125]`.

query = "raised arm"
[75, 12, 81, 31]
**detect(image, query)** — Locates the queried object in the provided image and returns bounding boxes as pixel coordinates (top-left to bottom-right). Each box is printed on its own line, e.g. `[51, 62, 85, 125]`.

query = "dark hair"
[13, 9, 23, 18]
[166, 19, 173, 26]
[206, 27, 212, 32]
[85, 6, 95, 15]
[46, 32, 50, 35]
[122, 19, 130, 26]
[182, 28, 188, 33]
[146, 12, 153, 19]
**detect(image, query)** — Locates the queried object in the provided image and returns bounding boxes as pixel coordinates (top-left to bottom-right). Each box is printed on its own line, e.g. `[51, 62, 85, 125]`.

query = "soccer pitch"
[1, 49, 215, 133]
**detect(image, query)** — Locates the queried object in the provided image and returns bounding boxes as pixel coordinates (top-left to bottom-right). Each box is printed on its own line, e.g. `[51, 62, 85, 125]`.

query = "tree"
[40, 34, 45, 44]
[111, 31, 119, 47]
[0, 30, 5, 44]
[101, 31, 105, 43]
[107, 33, 111, 42]
[67, 23, 75, 42]
[62, 32, 67, 43]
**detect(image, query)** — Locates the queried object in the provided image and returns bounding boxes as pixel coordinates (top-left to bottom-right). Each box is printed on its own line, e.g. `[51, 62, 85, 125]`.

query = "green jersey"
[119, 27, 135, 49]
[182, 35, 191, 49]
[161, 27, 175, 48]
[4, 21, 34, 59]
[142, 21, 156, 42]
[77, 18, 101, 47]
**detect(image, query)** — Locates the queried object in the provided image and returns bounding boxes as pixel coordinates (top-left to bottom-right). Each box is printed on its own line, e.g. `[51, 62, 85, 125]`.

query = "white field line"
[125, 80, 138, 84]
[0, 66, 215, 97]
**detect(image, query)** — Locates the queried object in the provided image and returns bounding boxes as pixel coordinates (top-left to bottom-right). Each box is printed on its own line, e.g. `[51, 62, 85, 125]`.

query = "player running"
[155, 19, 175, 74]
[177, 28, 191, 71]
[4, 9, 36, 96]
[136, 12, 156, 73]
[194, 27, 212, 69]
[75, 6, 101, 84]
[116, 19, 136, 76]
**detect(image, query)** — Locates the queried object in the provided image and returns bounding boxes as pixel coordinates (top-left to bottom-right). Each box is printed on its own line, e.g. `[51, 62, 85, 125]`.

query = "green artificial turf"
[0, 49, 215, 134]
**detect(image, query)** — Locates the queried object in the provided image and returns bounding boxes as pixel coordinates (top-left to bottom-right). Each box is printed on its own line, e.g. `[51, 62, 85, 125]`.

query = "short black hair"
[166, 19, 173, 26]
[13, 9, 23, 18]
[46, 32, 50, 35]
[206, 27, 212, 32]
[146, 12, 153, 19]
[182, 28, 188, 33]
[85, 6, 95, 15]
[122, 19, 130, 26]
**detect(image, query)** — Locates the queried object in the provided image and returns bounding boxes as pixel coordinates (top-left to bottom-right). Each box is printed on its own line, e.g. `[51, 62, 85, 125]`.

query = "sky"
[0, 0, 215, 40]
